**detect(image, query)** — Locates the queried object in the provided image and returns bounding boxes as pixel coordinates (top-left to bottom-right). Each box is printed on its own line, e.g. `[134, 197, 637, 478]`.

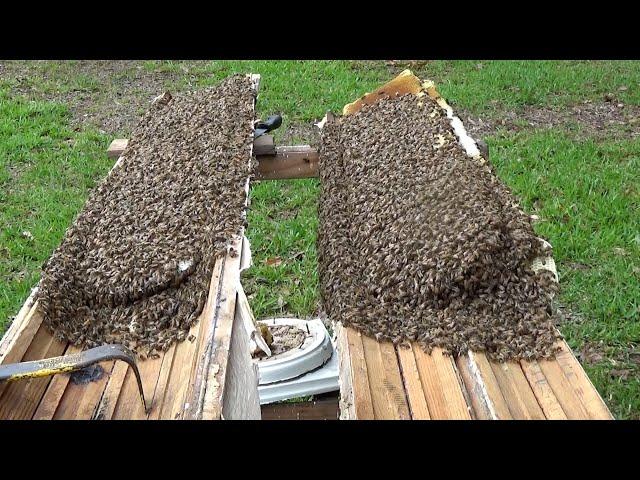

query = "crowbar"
[0, 344, 150, 414]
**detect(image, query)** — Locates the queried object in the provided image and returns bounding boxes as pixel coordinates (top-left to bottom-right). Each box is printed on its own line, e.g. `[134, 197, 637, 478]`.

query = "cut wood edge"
[106, 138, 129, 159]
[201, 240, 244, 420]
[335, 322, 355, 420]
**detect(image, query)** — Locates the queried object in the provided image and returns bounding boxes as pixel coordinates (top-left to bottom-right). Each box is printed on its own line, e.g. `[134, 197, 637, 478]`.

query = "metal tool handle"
[0, 344, 150, 414]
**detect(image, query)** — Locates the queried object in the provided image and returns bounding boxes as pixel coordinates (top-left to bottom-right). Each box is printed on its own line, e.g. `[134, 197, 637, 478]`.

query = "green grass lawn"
[1, 60, 638, 418]
[0, 87, 112, 330]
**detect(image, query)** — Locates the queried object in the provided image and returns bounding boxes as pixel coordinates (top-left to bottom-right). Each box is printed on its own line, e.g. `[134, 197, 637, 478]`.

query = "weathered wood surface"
[336, 328, 612, 420]
[254, 146, 319, 180]
[106, 138, 129, 159]
[261, 395, 339, 420]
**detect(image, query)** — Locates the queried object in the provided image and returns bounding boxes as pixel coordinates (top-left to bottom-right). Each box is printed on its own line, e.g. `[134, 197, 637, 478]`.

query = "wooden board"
[106, 138, 129, 159]
[261, 395, 339, 420]
[337, 327, 612, 419]
[254, 146, 319, 180]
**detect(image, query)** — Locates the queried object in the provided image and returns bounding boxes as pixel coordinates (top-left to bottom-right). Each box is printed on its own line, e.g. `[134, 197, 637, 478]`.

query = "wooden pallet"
[0, 75, 262, 420]
[333, 70, 612, 420]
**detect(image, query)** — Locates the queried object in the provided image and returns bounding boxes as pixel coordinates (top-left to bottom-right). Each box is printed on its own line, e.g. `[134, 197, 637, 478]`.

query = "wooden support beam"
[107, 139, 129, 159]
[254, 146, 319, 180]
[252, 135, 276, 156]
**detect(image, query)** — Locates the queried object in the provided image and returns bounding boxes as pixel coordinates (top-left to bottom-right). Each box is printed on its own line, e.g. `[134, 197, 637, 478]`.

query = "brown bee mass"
[38, 75, 256, 356]
[318, 93, 561, 361]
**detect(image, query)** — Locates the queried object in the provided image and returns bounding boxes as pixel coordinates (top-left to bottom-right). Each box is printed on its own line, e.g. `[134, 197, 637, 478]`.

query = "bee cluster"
[318, 93, 561, 361]
[38, 75, 256, 358]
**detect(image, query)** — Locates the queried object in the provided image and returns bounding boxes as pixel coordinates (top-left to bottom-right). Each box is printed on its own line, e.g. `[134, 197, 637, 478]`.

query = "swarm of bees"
[38, 75, 256, 357]
[318, 93, 561, 361]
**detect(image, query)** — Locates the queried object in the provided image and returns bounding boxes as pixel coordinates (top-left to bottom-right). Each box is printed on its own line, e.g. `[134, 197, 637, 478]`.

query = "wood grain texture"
[94, 359, 130, 420]
[396, 344, 430, 419]
[539, 356, 590, 419]
[255, 146, 319, 180]
[520, 360, 567, 420]
[490, 360, 545, 419]
[0, 288, 39, 362]
[344, 327, 375, 419]
[201, 241, 244, 420]
[0, 323, 66, 419]
[221, 305, 261, 420]
[261, 396, 339, 420]
[456, 352, 511, 420]
[555, 341, 613, 419]
[54, 360, 115, 420]
[413, 346, 471, 419]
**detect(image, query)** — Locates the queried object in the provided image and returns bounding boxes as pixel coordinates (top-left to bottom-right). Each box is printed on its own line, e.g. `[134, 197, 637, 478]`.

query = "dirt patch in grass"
[460, 101, 640, 142]
[0, 60, 206, 135]
[2, 60, 326, 146]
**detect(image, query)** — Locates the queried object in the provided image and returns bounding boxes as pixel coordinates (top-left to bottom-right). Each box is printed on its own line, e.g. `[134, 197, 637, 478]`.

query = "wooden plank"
[490, 360, 545, 419]
[0, 303, 46, 401]
[335, 322, 355, 419]
[107, 138, 128, 159]
[455, 355, 489, 419]
[158, 336, 200, 420]
[0, 301, 44, 366]
[145, 346, 176, 420]
[183, 259, 224, 419]
[201, 246, 244, 420]
[396, 344, 430, 419]
[361, 335, 396, 419]
[0, 287, 39, 361]
[555, 341, 613, 419]
[456, 352, 510, 420]
[111, 354, 163, 420]
[520, 360, 567, 420]
[359, 336, 410, 419]
[538, 357, 590, 419]
[0, 323, 66, 419]
[221, 304, 261, 420]
[255, 146, 319, 180]
[261, 396, 339, 420]
[466, 352, 513, 419]
[379, 341, 411, 419]
[343, 328, 375, 419]
[32, 372, 72, 419]
[413, 346, 471, 419]
[53, 359, 115, 420]
[93, 359, 129, 420]
[253, 134, 276, 156]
